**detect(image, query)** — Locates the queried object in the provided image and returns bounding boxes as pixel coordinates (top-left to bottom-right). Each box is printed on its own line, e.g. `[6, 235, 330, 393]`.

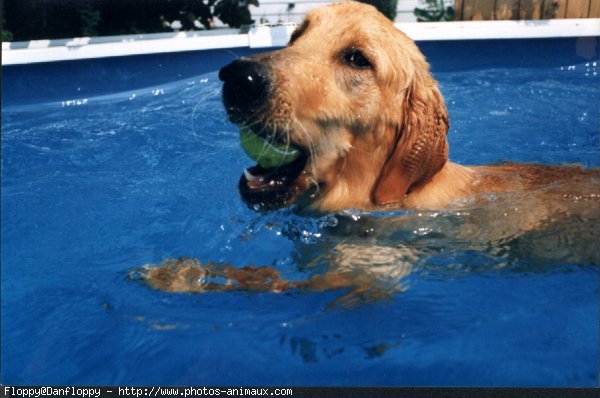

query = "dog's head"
[219, 2, 449, 211]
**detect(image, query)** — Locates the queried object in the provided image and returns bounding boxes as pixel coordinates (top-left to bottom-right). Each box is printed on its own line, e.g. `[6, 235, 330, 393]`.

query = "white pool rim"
[2, 18, 599, 65]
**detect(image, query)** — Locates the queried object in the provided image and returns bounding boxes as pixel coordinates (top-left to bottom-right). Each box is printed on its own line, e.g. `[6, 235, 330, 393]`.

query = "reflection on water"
[2, 62, 599, 386]
[140, 176, 600, 308]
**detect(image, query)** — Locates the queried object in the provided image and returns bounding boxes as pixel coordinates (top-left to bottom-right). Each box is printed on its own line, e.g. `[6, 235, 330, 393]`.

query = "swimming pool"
[2, 33, 599, 387]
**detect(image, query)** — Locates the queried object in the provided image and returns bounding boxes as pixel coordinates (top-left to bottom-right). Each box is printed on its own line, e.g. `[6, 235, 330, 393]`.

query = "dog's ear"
[372, 76, 449, 206]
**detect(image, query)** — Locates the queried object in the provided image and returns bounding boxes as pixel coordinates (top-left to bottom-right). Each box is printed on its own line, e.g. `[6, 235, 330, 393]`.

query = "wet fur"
[139, 2, 599, 300]
[242, 2, 598, 216]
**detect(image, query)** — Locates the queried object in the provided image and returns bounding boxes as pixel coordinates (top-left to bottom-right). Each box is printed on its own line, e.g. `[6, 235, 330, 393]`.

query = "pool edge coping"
[2, 19, 599, 65]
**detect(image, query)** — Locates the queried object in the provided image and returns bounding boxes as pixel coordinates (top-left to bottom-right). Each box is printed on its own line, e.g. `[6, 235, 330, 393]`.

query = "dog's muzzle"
[219, 58, 309, 211]
[219, 59, 271, 122]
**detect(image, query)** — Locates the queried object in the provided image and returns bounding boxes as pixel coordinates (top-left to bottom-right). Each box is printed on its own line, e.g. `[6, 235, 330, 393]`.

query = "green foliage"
[357, 0, 398, 21]
[2, 0, 258, 41]
[1, 29, 13, 41]
[80, 6, 100, 37]
[214, 0, 258, 29]
[165, 0, 215, 30]
[414, 0, 455, 22]
[1, 0, 13, 41]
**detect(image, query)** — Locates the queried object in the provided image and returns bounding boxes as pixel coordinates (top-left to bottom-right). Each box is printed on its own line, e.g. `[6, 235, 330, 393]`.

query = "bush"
[214, 0, 259, 29]
[1, 2, 13, 41]
[1, 0, 258, 41]
[414, 0, 455, 22]
[357, 0, 398, 21]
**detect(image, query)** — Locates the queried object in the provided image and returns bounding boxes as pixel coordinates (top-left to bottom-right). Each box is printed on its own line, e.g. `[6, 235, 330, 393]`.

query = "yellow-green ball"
[239, 127, 301, 168]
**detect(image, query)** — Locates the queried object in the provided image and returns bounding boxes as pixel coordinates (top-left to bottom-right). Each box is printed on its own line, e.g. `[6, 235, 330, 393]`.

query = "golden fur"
[239, 2, 598, 214]
[139, 2, 599, 300]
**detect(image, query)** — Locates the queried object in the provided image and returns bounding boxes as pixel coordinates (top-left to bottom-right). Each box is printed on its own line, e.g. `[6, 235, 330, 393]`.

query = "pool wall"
[2, 19, 599, 107]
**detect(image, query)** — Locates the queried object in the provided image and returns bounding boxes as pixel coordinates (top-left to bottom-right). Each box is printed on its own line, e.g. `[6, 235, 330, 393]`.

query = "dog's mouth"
[237, 126, 309, 210]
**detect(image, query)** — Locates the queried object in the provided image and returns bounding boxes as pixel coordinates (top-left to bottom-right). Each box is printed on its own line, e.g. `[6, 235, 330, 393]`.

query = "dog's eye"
[342, 48, 372, 69]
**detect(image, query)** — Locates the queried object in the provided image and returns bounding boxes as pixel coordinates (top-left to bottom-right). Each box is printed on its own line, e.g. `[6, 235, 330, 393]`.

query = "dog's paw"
[132, 257, 299, 293]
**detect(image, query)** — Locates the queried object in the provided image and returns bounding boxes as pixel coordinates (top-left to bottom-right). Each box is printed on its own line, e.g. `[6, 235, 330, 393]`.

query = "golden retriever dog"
[139, 2, 599, 300]
[218, 2, 598, 214]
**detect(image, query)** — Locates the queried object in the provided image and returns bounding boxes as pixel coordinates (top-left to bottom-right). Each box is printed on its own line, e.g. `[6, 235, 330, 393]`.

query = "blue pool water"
[2, 38, 599, 386]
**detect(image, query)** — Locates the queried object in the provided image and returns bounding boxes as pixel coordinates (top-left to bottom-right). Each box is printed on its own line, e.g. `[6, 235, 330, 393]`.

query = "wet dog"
[140, 2, 599, 301]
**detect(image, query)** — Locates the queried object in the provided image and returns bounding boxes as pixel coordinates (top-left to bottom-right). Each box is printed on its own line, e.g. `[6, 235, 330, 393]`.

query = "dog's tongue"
[242, 150, 308, 193]
[243, 166, 291, 190]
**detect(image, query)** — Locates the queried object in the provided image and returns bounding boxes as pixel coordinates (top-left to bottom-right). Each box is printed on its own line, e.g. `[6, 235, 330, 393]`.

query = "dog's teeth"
[244, 168, 257, 182]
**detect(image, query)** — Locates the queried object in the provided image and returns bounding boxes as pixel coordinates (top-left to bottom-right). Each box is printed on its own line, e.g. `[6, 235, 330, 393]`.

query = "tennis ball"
[239, 126, 301, 168]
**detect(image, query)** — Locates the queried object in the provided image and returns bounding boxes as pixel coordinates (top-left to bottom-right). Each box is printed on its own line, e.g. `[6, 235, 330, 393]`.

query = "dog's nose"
[219, 60, 271, 110]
